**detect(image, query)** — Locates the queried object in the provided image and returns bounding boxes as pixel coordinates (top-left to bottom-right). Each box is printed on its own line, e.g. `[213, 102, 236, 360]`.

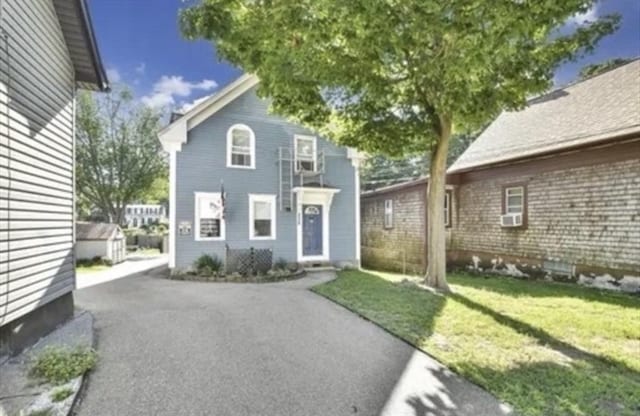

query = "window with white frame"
[384, 199, 393, 229]
[444, 191, 451, 227]
[249, 194, 276, 239]
[195, 192, 225, 240]
[294, 135, 316, 172]
[227, 124, 255, 168]
[505, 186, 524, 214]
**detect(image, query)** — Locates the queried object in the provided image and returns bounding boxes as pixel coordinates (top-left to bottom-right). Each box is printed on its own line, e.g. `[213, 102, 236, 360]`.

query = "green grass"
[30, 346, 98, 385]
[50, 386, 74, 402]
[128, 247, 161, 256]
[312, 270, 640, 416]
[76, 264, 111, 274]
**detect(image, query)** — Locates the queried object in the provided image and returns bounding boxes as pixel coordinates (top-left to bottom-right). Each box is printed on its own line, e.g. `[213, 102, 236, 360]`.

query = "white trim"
[294, 188, 340, 262]
[194, 192, 226, 241]
[444, 192, 451, 227]
[169, 150, 177, 268]
[297, 201, 330, 262]
[354, 163, 361, 264]
[384, 199, 393, 229]
[294, 134, 317, 173]
[505, 186, 524, 214]
[249, 194, 276, 240]
[226, 123, 256, 169]
[158, 74, 259, 152]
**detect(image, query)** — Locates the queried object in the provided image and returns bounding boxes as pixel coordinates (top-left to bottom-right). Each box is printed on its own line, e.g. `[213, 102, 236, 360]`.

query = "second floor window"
[227, 124, 255, 169]
[294, 135, 317, 172]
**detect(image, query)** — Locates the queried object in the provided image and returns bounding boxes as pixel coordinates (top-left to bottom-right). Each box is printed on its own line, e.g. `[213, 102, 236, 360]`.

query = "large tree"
[76, 88, 166, 224]
[180, 0, 618, 290]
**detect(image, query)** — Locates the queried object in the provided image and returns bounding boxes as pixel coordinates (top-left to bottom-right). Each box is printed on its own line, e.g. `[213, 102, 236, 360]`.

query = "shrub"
[76, 256, 111, 268]
[50, 386, 74, 402]
[30, 346, 98, 385]
[273, 257, 288, 271]
[194, 254, 223, 275]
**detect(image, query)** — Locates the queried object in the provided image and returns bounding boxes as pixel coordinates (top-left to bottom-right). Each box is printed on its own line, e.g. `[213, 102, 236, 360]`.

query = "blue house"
[159, 75, 362, 272]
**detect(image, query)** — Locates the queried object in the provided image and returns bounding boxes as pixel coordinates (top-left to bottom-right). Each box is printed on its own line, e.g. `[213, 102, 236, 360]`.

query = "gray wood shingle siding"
[0, 0, 76, 326]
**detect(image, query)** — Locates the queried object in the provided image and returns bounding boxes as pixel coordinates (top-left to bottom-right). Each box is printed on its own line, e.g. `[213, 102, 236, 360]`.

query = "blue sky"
[89, 0, 640, 110]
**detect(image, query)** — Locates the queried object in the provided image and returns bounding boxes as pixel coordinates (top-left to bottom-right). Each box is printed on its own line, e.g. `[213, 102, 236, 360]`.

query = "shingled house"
[361, 60, 640, 292]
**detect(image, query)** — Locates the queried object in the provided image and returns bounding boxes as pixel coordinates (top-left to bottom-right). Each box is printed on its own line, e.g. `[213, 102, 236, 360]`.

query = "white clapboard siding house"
[0, 0, 108, 354]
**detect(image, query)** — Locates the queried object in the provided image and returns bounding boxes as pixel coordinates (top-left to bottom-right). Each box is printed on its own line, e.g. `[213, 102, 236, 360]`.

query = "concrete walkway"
[75, 254, 168, 289]
[74, 269, 513, 416]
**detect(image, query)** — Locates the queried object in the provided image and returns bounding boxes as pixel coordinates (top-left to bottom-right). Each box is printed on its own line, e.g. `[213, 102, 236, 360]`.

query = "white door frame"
[293, 187, 339, 263]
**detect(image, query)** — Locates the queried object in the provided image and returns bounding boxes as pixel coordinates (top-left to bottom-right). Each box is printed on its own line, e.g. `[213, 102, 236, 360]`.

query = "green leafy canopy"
[76, 87, 167, 223]
[180, 0, 619, 157]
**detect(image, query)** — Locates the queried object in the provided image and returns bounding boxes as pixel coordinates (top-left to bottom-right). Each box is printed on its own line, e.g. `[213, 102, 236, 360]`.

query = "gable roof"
[52, 0, 109, 91]
[362, 176, 428, 198]
[158, 74, 259, 152]
[76, 222, 121, 241]
[449, 59, 640, 173]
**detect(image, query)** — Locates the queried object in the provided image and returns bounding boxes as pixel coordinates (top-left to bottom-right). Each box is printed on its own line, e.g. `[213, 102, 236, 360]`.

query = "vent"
[500, 213, 522, 227]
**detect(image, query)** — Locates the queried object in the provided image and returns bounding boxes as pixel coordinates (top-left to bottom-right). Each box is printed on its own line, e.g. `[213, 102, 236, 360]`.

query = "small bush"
[50, 386, 74, 402]
[273, 257, 288, 271]
[194, 254, 223, 275]
[76, 256, 111, 268]
[30, 346, 98, 385]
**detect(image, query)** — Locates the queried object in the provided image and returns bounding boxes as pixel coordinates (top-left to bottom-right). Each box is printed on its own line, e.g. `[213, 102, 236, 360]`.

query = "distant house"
[0, 0, 108, 354]
[124, 203, 167, 228]
[76, 223, 126, 265]
[361, 60, 640, 292]
[159, 75, 362, 272]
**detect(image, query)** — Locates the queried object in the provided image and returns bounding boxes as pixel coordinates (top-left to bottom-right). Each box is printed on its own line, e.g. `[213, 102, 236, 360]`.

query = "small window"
[249, 194, 276, 240]
[195, 192, 225, 240]
[384, 199, 393, 229]
[294, 135, 317, 172]
[444, 191, 452, 227]
[227, 124, 255, 169]
[505, 186, 524, 214]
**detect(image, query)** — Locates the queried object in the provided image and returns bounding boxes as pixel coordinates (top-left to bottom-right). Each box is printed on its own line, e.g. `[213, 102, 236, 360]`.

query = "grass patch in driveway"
[312, 270, 640, 416]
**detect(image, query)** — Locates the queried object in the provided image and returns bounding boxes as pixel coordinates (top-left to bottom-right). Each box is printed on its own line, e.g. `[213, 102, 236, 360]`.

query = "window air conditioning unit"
[500, 213, 522, 227]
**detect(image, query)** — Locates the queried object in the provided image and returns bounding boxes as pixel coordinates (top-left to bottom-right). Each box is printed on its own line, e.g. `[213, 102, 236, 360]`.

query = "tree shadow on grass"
[315, 270, 448, 346]
[446, 359, 640, 416]
[449, 273, 640, 308]
[448, 292, 640, 375]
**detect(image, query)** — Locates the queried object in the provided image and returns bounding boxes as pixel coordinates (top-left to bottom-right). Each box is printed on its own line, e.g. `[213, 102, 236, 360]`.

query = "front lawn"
[312, 270, 640, 416]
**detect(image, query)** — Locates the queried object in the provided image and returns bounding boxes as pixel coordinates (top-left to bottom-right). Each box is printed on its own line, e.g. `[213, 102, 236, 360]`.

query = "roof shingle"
[76, 222, 121, 240]
[449, 59, 640, 173]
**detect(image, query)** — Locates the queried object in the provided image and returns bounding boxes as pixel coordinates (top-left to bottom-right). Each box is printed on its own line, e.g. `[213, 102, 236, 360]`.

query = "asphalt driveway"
[74, 268, 512, 416]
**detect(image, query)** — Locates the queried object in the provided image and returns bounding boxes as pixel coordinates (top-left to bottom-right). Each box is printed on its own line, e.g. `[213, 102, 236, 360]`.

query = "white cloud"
[568, 4, 598, 26]
[135, 62, 146, 74]
[106, 67, 121, 83]
[177, 95, 212, 113]
[141, 75, 218, 108]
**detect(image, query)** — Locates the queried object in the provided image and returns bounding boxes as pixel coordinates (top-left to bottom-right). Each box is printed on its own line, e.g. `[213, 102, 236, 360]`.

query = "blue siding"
[174, 87, 357, 270]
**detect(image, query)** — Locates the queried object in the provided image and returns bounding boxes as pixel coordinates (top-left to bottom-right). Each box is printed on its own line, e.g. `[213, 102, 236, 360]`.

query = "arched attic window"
[226, 124, 255, 169]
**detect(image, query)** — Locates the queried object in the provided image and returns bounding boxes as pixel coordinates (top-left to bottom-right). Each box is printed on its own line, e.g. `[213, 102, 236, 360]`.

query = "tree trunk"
[425, 115, 452, 292]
